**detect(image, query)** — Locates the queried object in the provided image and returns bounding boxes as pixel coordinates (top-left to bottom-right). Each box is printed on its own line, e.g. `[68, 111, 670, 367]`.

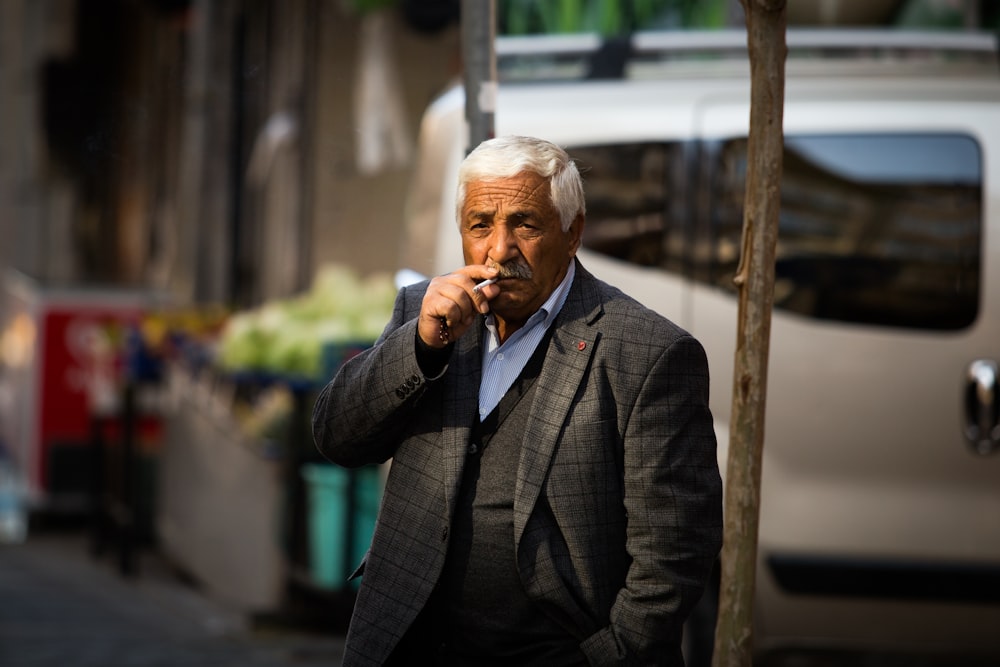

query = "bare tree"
[712, 2, 787, 666]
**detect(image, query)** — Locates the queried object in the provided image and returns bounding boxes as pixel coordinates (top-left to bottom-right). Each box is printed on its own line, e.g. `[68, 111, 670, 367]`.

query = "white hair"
[455, 135, 586, 232]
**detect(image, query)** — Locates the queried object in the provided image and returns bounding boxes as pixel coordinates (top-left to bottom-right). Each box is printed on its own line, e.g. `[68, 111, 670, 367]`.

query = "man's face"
[460, 171, 583, 324]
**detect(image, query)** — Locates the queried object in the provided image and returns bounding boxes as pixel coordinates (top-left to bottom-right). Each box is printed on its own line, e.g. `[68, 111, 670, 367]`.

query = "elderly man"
[312, 135, 722, 666]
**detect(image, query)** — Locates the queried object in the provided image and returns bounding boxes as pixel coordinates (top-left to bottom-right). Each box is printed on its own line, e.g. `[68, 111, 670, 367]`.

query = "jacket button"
[441, 526, 448, 542]
[395, 388, 406, 399]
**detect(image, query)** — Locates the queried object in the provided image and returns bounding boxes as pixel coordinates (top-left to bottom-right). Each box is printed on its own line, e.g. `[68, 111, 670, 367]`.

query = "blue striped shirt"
[478, 262, 575, 419]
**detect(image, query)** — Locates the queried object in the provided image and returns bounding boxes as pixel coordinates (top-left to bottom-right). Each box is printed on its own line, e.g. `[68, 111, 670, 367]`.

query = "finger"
[452, 268, 498, 315]
[469, 281, 497, 314]
[419, 279, 474, 344]
[421, 267, 498, 339]
[436, 279, 477, 322]
[455, 265, 499, 289]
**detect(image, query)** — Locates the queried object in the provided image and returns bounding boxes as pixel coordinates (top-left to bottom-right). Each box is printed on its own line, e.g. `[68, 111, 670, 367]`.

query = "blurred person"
[312, 135, 722, 666]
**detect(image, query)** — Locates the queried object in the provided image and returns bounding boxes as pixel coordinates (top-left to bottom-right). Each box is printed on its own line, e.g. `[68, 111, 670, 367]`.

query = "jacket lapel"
[513, 266, 604, 545]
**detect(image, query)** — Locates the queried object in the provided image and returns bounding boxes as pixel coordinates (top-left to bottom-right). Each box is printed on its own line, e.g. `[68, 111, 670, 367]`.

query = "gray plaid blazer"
[312, 261, 722, 666]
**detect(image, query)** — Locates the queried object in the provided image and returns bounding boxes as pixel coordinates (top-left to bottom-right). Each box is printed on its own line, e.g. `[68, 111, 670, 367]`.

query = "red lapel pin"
[577, 340, 586, 351]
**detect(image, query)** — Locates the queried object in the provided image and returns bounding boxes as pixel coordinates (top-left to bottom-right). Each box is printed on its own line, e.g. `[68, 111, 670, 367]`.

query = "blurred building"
[0, 0, 993, 310]
[0, 0, 461, 309]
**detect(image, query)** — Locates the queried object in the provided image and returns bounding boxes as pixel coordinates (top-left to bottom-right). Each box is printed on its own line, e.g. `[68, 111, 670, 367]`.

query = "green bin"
[301, 463, 382, 589]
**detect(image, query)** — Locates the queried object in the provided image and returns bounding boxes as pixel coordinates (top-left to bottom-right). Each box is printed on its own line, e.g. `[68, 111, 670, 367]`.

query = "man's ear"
[567, 214, 585, 256]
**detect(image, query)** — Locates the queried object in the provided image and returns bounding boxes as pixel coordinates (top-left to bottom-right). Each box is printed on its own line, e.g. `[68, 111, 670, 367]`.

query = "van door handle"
[964, 359, 1000, 456]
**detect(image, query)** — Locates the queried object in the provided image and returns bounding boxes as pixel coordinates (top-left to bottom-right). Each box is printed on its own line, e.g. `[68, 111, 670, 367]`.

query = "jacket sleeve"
[311, 284, 435, 467]
[583, 333, 723, 666]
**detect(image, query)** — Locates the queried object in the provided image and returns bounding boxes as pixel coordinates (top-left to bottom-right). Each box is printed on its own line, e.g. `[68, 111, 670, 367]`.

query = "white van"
[400, 30, 1000, 664]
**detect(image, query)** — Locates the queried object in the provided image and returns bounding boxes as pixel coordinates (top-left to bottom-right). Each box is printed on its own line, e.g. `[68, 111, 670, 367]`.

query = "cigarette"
[473, 278, 497, 293]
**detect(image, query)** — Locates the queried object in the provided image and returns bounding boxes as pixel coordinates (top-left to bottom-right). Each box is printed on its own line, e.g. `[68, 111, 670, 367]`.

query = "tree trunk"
[711, 2, 787, 666]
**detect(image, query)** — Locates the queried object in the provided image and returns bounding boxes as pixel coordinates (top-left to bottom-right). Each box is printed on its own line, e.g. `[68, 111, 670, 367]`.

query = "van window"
[710, 134, 982, 330]
[575, 142, 694, 274]
[576, 134, 983, 332]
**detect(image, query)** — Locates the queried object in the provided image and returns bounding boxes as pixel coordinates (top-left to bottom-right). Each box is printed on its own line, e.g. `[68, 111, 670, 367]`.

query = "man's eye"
[515, 219, 542, 235]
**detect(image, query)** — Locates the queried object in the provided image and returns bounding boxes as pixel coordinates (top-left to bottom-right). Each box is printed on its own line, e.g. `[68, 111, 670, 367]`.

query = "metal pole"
[963, 0, 980, 30]
[461, 0, 497, 153]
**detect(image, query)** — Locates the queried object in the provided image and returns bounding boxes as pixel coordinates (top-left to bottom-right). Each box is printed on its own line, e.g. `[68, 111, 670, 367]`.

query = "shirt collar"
[539, 259, 575, 329]
[484, 260, 576, 342]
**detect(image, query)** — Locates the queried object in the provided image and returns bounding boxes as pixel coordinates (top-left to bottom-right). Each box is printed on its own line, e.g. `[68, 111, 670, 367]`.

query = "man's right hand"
[417, 266, 499, 348]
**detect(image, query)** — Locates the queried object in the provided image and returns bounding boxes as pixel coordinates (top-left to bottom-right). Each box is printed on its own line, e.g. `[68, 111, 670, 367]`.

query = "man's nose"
[490, 224, 518, 259]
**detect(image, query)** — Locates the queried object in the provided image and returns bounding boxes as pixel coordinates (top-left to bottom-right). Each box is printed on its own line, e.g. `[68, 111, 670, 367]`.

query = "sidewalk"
[0, 527, 346, 667]
[7, 528, 995, 667]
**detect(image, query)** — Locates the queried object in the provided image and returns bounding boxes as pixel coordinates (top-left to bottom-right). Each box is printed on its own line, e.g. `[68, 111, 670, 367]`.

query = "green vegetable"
[216, 264, 396, 380]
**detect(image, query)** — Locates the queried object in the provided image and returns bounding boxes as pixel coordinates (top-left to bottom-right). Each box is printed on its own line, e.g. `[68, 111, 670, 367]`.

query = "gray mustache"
[492, 262, 533, 280]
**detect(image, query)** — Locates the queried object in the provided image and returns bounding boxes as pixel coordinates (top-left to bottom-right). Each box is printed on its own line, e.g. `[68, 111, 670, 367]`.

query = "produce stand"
[154, 265, 393, 624]
[275, 344, 379, 589]
[1, 263, 395, 627]
[157, 342, 379, 621]
[157, 364, 288, 610]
